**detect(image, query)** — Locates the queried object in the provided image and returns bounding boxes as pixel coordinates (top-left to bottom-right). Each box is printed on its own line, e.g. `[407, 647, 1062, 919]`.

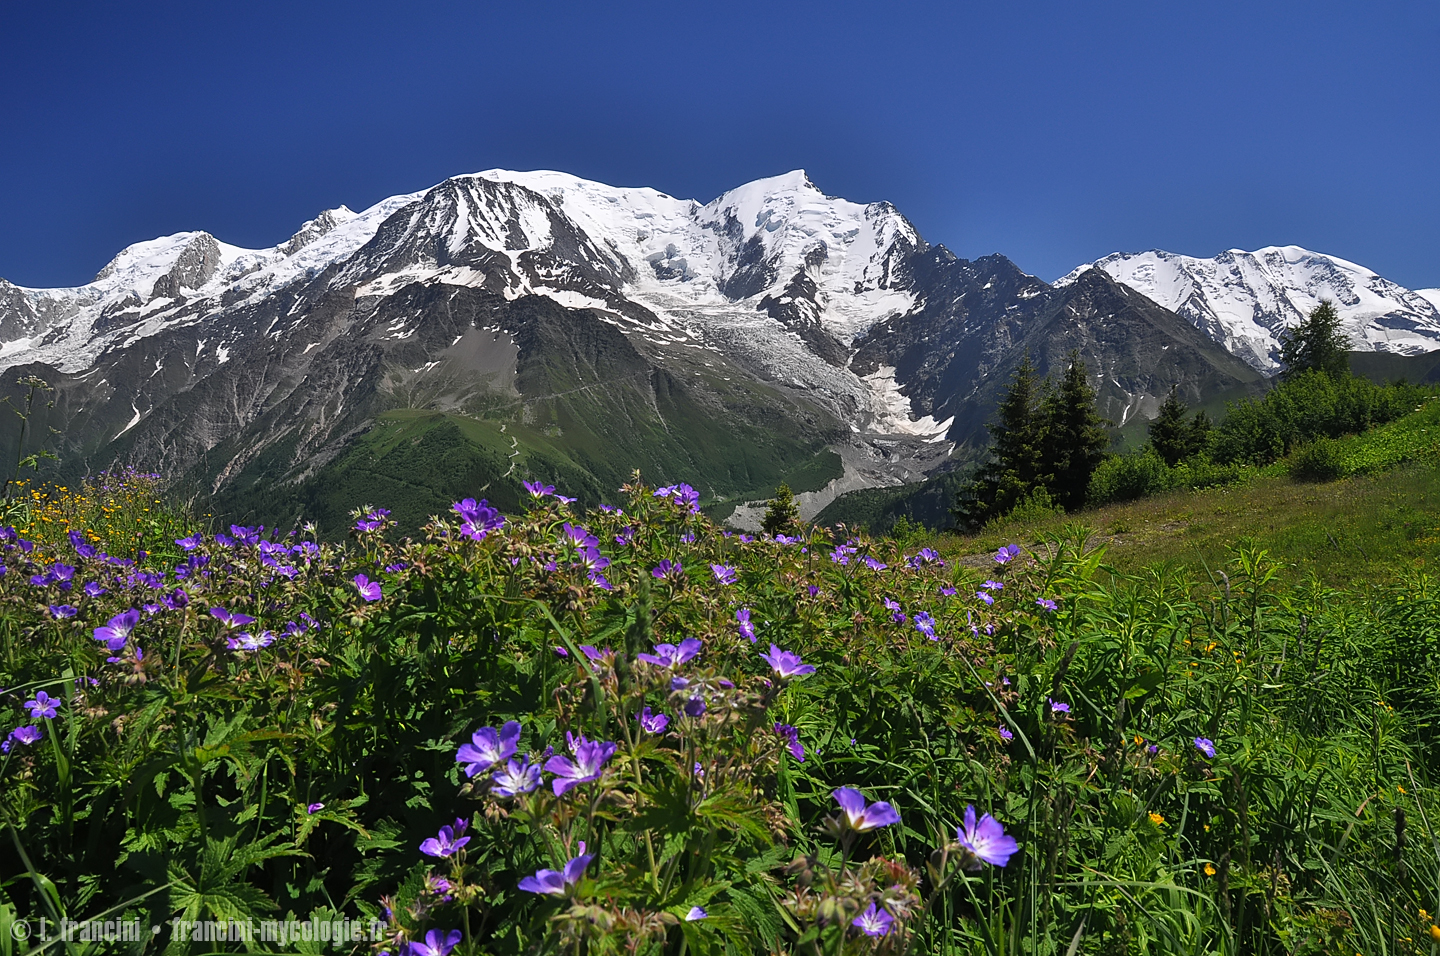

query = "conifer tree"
[761, 483, 801, 536]
[955, 355, 1047, 528]
[1148, 386, 1192, 467]
[1040, 351, 1110, 511]
[1279, 299, 1351, 380]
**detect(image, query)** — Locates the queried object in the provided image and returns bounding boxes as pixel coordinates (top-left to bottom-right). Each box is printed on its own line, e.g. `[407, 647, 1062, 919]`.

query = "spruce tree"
[1148, 386, 1192, 467]
[1279, 299, 1351, 380]
[761, 483, 801, 536]
[955, 354, 1047, 528]
[1040, 351, 1110, 511]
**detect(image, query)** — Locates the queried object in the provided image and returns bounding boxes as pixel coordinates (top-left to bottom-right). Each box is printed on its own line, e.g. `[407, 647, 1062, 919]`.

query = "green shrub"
[1087, 450, 1171, 505]
[1288, 437, 1347, 482]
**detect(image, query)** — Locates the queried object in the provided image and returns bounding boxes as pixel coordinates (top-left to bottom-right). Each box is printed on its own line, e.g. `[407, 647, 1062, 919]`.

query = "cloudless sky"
[2, 0, 1437, 290]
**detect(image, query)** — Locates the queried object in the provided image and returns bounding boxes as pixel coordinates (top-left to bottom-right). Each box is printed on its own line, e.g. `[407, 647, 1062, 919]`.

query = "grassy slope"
[943, 399, 1440, 585]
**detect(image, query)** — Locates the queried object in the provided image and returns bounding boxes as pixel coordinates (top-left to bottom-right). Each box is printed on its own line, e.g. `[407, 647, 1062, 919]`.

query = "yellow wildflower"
[1431, 925, 1440, 942]
[1204, 863, 1216, 876]
[1149, 812, 1165, 825]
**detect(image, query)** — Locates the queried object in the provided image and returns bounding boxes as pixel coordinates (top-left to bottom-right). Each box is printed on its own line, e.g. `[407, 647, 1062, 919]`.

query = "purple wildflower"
[998, 724, 1014, 741]
[651, 558, 683, 581]
[982, 580, 1003, 591]
[452, 498, 505, 539]
[353, 574, 382, 602]
[93, 608, 139, 651]
[456, 720, 521, 777]
[50, 604, 77, 619]
[25, 691, 60, 720]
[175, 534, 203, 550]
[832, 787, 901, 831]
[710, 563, 737, 585]
[518, 846, 593, 895]
[226, 631, 275, 652]
[760, 644, 816, 680]
[637, 638, 702, 669]
[957, 804, 1019, 867]
[83, 581, 105, 597]
[419, 819, 471, 858]
[774, 723, 805, 762]
[544, 736, 617, 795]
[736, 607, 756, 642]
[976, 591, 995, 606]
[354, 508, 389, 532]
[307, 802, 324, 814]
[492, 757, 542, 797]
[683, 695, 707, 718]
[523, 480, 555, 498]
[913, 610, 936, 640]
[994, 544, 1022, 564]
[852, 902, 894, 937]
[883, 597, 906, 624]
[940, 586, 958, 597]
[686, 906, 708, 920]
[1036, 597, 1058, 612]
[406, 929, 462, 956]
[1193, 737, 1216, 758]
[637, 706, 669, 734]
[1049, 698, 1070, 714]
[210, 607, 256, 630]
[8, 725, 42, 748]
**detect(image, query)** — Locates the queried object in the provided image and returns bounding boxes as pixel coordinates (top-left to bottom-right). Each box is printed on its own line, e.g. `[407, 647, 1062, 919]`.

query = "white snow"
[1418, 289, 1440, 312]
[860, 366, 954, 438]
[1060, 246, 1440, 370]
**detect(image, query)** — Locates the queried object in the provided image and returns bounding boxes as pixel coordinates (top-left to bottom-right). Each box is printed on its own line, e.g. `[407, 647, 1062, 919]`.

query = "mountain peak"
[1061, 245, 1440, 370]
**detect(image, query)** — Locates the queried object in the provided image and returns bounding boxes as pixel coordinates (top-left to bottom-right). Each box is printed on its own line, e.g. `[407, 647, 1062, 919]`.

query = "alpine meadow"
[5, 4, 1440, 952]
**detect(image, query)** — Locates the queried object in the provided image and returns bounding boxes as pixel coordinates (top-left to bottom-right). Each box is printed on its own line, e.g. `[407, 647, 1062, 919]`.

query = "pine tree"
[955, 355, 1048, 528]
[1186, 409, 1214, 459]
[761, 483, 801, 536]
[1148, 386, 1192, 467]
[1279, 299, 1351, 380]
[1040, 351, 1110, 511]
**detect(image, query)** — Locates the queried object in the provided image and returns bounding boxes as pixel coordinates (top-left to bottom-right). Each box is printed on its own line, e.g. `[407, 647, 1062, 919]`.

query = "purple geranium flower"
[976, 591, 995, 606]
[957, 804, 1019, 868]
[354, 508, 389, 532]
[651, 558, 683, 581]
[419, 819, 471, 858]
[226, 631, 275, 652]
[982, 580, 1003, 590]
[518, 845, 593, 895]
[682, 695, 707, 718]
[353, 574, 382, 602]
[686, 907, 708, 921]
[1036, 597, 1058, 612]
[523, 480, 555, 498]
[1049, 698, 1070, 714]
[833, 787, 901, 831]
[50, 604, 77, 619]
[4, 725, 42, 752]
[25, 691, 60, 720]
[210, 607, 256, 630]
[175, 534, 203, 550]
[913, 610, 936, 640]
[407, 929, 462, 956]
[998, 724, 1014, 741]
[852, 902, 894, 937]
[637, 706, 669, 734]
[994, 544, 1022, 564]
[1193, 737, 1216, 758]
[307, 802, 324, 814]
[491, 757, 542, 797]
[456, 720, 521, 777]
[774, 723, 805, 762]
[637, 638, 702, 669]
[544, 736, 617, 795]
[710, 563, 737, 585]
[760, 644, 816, 680]
[93, 608, 140, 651]
[736, 607, 756, 642]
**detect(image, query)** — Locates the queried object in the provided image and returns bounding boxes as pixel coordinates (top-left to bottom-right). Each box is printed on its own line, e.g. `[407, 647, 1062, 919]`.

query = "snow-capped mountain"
[0, 169, 1261, 531]
[1059, 246, 1440, 371]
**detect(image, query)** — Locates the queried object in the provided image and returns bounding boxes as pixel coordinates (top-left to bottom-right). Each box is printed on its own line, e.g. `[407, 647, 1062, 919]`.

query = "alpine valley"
[3, 169, 1438, 533]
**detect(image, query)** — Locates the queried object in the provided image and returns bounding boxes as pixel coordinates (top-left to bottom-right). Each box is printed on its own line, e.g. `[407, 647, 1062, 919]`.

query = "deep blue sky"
[3, 0, 1437, 290]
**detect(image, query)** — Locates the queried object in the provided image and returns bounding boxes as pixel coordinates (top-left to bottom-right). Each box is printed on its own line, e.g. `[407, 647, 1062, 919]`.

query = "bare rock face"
[150, 234, 222, 299]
